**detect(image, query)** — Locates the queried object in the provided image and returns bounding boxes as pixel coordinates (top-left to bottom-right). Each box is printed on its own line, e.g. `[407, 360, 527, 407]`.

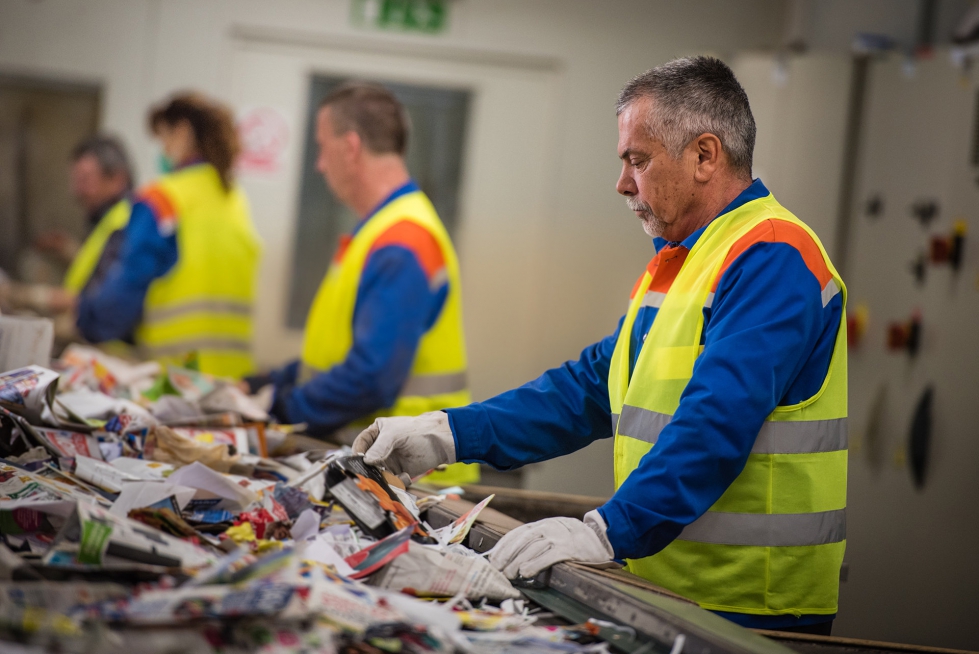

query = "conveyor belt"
[424, 488, 979, 654]
[426, 501, 798, 654]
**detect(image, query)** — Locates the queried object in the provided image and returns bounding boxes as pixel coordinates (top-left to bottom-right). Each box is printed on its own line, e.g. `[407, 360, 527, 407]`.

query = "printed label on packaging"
[330, 479, 386, 529]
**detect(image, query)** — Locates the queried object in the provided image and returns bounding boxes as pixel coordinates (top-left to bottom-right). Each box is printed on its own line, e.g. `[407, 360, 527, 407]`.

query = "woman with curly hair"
[77, 92, 262, 378]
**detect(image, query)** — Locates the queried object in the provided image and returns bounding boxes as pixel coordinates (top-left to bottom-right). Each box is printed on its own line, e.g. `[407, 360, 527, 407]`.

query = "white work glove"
[353, 411, 456, 481]
[488, 510, 615, 580]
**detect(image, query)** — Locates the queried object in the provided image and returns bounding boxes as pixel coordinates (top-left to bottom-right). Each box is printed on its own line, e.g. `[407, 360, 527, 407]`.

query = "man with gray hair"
[6, 135, 133, 314]
[355, 57, 847, 634]
[61, 135, 134, 295]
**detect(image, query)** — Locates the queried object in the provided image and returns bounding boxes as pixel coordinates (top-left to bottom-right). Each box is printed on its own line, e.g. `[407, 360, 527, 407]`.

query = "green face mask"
[157, 152, 174, 174]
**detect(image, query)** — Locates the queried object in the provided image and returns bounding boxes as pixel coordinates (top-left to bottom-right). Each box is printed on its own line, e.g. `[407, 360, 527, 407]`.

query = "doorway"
[0, 75, 100, 283]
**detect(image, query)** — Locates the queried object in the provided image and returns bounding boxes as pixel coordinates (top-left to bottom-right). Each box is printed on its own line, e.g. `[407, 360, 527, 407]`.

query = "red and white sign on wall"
[237, 106, 290, 175]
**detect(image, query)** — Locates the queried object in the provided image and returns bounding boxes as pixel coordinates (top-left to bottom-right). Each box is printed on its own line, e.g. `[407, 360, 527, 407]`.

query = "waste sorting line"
[0, 344, 614, 653]
[0, 344, 969, 654]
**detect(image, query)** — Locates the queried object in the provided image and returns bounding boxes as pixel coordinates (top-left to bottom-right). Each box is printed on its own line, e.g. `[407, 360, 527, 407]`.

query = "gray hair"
[616, 56, 756, 178]
[71, 134, 134, 190]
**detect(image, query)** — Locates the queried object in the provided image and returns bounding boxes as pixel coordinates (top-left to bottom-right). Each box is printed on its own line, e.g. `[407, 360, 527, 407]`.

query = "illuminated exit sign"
[351, 0, 449, 35]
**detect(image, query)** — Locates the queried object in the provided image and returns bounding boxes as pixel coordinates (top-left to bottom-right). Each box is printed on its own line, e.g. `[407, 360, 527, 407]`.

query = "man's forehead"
[316, 107, 335, 136]
[617, 99, 654, 154]
[73, 155, 102, 173]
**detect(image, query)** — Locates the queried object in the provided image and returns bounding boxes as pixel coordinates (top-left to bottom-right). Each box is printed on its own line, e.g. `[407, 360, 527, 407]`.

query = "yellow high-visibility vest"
[609, 192, 847, 617]
[134, 164, 262, 379]
[300, 189, 478, 486]
[63, 198, 131, 294]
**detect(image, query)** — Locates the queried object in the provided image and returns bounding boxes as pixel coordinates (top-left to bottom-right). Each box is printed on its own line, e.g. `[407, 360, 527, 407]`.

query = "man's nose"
[616, 168, 636, 196]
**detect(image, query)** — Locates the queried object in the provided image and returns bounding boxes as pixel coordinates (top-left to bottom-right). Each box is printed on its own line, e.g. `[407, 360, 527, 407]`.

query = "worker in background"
[3, 136, 134, 316]
[77, 93, 262, 378]
[245, 82, 478, 486]
[60, 135, 135, 298]
[355, 57, 846, 634]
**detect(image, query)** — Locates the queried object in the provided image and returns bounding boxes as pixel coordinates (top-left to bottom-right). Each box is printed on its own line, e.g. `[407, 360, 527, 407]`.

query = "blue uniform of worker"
[246, 181, 451, 435]
[445, 179, 843, 630]
[77, 200, 176, 342]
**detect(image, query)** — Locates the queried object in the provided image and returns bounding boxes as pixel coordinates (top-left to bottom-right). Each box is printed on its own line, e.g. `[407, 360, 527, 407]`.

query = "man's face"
[315, 107, 357, 206]
[615, 97, 697, 241]
[70, 154, 125, 213]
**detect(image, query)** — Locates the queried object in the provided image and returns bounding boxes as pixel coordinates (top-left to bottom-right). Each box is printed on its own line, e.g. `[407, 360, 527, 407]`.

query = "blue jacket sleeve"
[76, 202, 178, 343]
[270, 246, 447, 434]
[597, 242, 840, 560]
[446, 320, 620, 470]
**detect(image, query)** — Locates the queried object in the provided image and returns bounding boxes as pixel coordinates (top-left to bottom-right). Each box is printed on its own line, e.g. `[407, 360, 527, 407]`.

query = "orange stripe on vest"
[712, 219, 834, 292]
[369, 219, 446, 282]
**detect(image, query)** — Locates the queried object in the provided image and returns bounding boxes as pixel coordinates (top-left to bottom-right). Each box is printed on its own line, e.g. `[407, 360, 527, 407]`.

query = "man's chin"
[640, 218, 665, 239]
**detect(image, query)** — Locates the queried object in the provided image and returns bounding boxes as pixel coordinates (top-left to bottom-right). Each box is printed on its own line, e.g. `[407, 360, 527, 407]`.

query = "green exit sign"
[351, 0, 449, 35]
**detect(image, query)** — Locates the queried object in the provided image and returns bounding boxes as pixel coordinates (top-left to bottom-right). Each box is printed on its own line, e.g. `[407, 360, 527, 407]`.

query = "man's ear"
[692, 133, 723, 183]
[344, 130, 363, 162]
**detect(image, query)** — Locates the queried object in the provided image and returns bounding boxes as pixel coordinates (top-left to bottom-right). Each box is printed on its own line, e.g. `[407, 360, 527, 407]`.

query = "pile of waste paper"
[0, 346, 609, 653]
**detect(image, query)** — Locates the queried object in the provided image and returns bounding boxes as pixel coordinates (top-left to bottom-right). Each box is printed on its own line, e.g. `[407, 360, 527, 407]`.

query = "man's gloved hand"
[488, 510, 615, 580]
[352, 411, 456, 481]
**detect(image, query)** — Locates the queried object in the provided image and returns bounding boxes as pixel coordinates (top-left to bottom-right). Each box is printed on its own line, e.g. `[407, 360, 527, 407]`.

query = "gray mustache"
[626, 197, 651, 213]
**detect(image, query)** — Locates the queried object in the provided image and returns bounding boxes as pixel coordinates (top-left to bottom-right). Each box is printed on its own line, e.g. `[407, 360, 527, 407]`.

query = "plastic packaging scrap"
[0, 356, 619, 653]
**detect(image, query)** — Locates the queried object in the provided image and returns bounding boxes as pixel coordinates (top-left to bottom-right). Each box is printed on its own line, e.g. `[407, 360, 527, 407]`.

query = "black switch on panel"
[911, 199, 939, 226]
[928, 220, 967, 271]
[908, 385, 933, 489]
[865, 194, 884, 218]
[887, 310, 922, 357]
[909, 251, 927, 285]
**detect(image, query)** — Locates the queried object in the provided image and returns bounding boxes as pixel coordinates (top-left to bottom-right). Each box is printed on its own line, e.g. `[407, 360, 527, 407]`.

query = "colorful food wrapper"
[0, 366, 59, 417]
[432, 494, 494, 546]
[343, 525, 413, 579]
[33, 428, 103, 463]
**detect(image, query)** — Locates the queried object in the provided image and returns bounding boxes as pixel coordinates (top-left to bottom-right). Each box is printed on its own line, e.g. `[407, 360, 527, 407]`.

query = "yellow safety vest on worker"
[300, 189, 479, 486]
[134, 163, 261, 379]
[609, 192, 847, 617]
[63, 198, 132, 294]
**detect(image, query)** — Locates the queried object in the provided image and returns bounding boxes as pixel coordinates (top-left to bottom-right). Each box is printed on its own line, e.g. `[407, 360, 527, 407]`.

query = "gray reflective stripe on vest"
[615, 405, 671, 443]
[640, 291, 666, 309]
[753, 418, 847, 454]
[144, 337, 251, 357]
[429, 267, 449, 292]
[821, 279, 841, 308]
[640, 290, 716, 310]
[677, 508, 846, 547]
[400, 371, 468, 396]
[144, 300, 252, 324]
[616, 404, 847, 453]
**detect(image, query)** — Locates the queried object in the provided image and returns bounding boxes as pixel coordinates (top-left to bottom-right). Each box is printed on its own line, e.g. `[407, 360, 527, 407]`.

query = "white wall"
[0, 0, 786, 499]
[732, 52, 852, 253]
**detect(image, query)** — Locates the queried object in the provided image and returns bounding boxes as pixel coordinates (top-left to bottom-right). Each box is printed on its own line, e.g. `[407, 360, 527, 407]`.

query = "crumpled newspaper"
[368, 540, 520, 601]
